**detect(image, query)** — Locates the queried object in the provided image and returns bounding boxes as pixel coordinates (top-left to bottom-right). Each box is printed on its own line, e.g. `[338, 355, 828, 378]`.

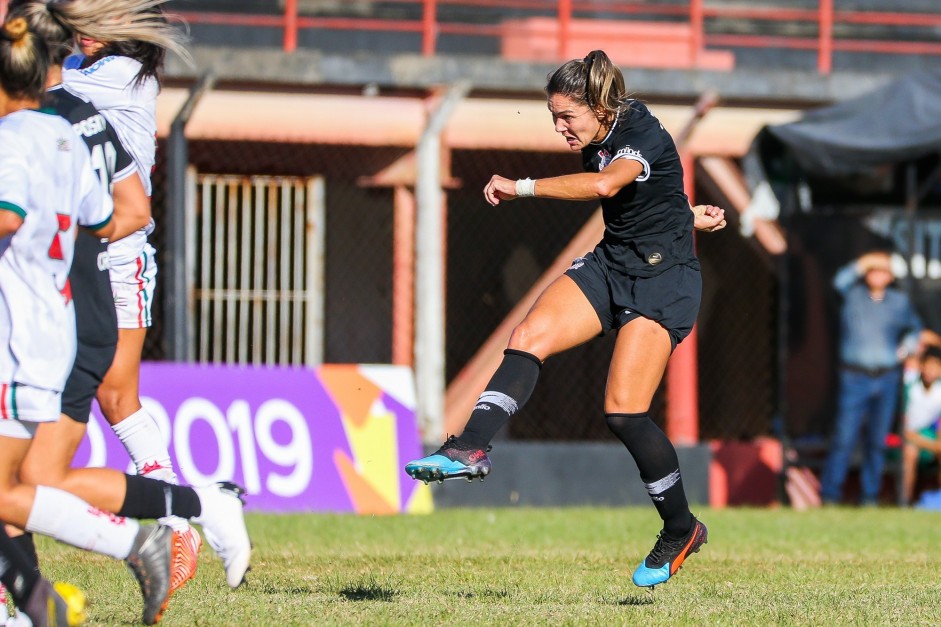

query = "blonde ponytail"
[55, 0, 191, 65]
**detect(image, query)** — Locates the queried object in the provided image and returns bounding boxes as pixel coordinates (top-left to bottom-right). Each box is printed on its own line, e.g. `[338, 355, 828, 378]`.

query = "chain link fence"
[145, 137, 777, 441]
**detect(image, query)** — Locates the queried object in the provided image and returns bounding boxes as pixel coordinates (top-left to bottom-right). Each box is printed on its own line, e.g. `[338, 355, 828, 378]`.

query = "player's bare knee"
[19, 460, 65, 489]
[508, 319, 552, 357]
[96, 391, 119, 419]
[604, 394, 649, 415]
[96, 386, 134, 421]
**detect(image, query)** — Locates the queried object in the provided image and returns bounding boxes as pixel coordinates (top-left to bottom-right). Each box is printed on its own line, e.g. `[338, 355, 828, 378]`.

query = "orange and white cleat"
[169, 525, 202, 596]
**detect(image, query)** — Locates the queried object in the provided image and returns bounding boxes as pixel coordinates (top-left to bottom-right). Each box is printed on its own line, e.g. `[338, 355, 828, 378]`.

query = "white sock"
[112, 407, 176, 482]
[112, 409, 190, 531]
[26, 486, 139, 560]
[0, 584, 8, 624]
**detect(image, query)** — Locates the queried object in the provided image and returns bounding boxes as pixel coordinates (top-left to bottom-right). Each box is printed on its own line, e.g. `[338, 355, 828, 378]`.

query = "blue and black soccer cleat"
[632, 517, 708, 588]
[405, 435, 492, 484]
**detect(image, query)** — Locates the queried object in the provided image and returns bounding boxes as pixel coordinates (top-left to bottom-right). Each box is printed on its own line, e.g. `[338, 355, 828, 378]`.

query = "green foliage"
[34, 507, 941, 625]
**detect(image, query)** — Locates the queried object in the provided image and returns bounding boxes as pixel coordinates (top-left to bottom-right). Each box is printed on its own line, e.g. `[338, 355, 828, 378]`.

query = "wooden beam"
[698, 156, 787, 256]
[444, 210, 605, 435]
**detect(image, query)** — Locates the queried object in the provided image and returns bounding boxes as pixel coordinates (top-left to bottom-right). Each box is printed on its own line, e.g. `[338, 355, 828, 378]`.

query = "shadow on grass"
[455, 588, 511, 600]
[615, 594, 655, 606]
[260, 583, 313, 595]
[339, 582, 398, 602]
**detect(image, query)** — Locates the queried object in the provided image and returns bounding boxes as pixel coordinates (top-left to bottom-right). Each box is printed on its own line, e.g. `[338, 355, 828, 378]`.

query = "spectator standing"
[821, 251, 923, 505]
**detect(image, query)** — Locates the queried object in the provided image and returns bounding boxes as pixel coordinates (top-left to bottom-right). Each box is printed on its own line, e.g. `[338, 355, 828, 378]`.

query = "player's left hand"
[692, 204, 727, 232]
[484, 175, 518, 206]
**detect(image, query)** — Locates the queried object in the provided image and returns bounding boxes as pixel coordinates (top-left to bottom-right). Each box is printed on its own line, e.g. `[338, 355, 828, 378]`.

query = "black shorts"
[61, 340, 116, 423]
[564, 252, 701, 350]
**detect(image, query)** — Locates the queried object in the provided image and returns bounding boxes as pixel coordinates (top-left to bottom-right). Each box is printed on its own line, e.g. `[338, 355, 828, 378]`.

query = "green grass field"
[33, 506, 941, 625]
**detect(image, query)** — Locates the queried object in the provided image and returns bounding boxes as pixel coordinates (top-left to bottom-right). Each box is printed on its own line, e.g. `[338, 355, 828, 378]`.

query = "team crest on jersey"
[57, 138, 71, 152]
[597, 149, 612, 171]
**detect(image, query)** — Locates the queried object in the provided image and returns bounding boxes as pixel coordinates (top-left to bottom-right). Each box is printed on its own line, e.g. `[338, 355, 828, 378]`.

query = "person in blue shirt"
[820, 250, 924, 505]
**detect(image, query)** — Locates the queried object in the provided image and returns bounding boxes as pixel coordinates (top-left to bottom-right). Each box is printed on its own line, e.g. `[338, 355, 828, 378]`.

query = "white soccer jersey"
[0, 109, 110, 394]
[64, 54, 158, 265]
[904, 368, 941, 432]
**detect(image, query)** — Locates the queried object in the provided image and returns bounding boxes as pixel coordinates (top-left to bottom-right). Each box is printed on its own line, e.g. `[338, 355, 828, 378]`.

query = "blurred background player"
[2, 0, 150, 606]
[5, 0, 250, 600]
[901, 344, 941, 505]
[406, 49, 726, 588]
[0, 16, 174, 625]
[13, 0, 203, 589]
[0, 527, 86, 627]
[820, 250, 923, 505]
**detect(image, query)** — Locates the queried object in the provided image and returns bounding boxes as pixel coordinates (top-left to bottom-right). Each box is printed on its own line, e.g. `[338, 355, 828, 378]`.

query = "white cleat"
[192, 482, 251, 588]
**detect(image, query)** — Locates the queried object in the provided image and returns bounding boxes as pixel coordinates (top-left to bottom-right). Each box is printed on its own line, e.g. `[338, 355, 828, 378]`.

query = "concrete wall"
[427, 442, 711, 508]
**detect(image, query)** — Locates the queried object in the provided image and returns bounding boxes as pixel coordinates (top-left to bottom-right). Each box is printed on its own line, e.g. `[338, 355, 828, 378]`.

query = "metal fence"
[191, 174, 323, 366]
[159, 0, 941, 74]
[145, 139, 777, 441]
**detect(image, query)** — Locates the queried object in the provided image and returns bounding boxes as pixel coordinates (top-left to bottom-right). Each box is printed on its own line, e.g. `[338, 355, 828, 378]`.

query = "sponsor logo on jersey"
[568, 256, 586, 271]
[611, 145, 652, 182]
[57, 138, 71, 152]
[615, 146, 644, 160]
[72, 114, 107, 138]
[75, 54, 119, 77]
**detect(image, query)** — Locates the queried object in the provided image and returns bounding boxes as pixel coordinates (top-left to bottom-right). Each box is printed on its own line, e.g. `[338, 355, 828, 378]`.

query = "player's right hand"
[483, 175, 517, 206]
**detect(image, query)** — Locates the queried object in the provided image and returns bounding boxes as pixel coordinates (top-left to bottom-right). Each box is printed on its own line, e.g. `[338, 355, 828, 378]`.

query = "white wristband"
[515, 178, 536, 198]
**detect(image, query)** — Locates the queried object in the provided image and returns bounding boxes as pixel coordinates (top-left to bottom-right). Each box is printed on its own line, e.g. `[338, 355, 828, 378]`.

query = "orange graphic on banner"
[333, 450, 397, 515]
[318, 365, 382, 428]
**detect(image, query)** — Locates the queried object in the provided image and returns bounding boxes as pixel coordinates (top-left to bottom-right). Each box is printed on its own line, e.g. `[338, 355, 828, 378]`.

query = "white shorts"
[110, 244, 158, 329]
[0, 383, 61, 439]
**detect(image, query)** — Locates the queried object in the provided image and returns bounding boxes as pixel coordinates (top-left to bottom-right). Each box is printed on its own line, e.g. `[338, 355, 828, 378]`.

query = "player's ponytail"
[583, 50, 626, 118]
[53, 0, 191, 68]
[0, 16, 49, 100]
[6, 0, 73, 65]
[545, 49, 627, 119]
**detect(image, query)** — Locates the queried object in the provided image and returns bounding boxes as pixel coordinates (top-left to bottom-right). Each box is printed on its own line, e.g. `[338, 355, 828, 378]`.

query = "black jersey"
[44, 85, 135, 346]
[583, 100, 698, 277]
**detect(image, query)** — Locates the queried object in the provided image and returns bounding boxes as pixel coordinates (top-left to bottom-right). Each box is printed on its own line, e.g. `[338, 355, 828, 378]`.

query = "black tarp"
[745, 71, 941, 446]
[761, 70, 941, 178]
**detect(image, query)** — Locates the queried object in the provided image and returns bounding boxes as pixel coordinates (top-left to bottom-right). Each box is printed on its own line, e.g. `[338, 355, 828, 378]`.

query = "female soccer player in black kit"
[406, 49, 726, 588]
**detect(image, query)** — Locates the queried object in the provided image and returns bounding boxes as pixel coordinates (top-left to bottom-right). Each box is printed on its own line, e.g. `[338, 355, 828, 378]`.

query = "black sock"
[459, 349, 542, 448]
[0, 527, 40, 608]
[119, 475, 202, 519]
[606, 412, 693, 538]
[11, 533, 38, 573]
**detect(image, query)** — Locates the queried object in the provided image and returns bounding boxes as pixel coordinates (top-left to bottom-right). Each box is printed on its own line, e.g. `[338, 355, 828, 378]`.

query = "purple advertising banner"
[73, 363, 432, 514]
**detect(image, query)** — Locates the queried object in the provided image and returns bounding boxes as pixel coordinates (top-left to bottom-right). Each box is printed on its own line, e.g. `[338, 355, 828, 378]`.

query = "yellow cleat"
[53, 581, 87, 626]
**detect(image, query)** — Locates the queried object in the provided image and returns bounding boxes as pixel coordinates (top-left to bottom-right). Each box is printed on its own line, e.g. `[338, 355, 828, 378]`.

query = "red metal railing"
[3, 1, 939, 74]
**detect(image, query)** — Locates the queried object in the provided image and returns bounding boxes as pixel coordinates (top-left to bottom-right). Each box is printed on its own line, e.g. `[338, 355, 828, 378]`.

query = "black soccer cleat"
[405, 435, 492, 483]
[126, 523, 174, 625]
[632, 517, 708, 588]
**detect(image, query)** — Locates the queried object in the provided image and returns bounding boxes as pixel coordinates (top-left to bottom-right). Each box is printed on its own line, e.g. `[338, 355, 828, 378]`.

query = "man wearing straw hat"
[821, 250, 924, 506]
